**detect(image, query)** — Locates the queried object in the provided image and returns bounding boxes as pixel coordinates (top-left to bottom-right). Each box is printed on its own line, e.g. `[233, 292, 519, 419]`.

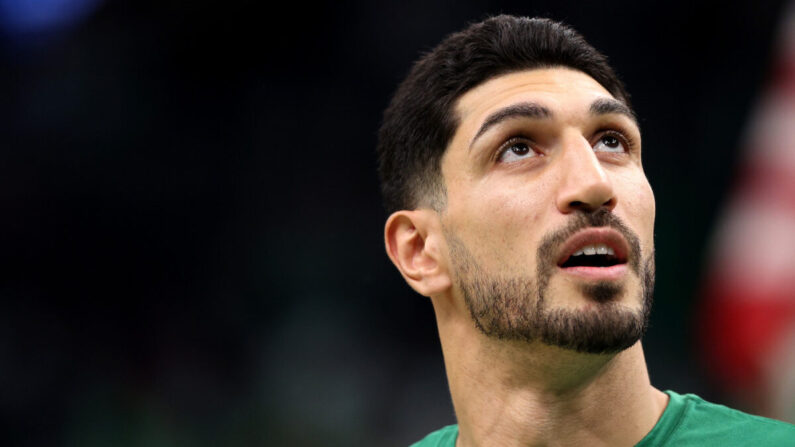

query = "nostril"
[568, 200, 601, 212]
[558, 182, 617, 213]
[566, 198, 615, 213]
[569, 200, 585, 209]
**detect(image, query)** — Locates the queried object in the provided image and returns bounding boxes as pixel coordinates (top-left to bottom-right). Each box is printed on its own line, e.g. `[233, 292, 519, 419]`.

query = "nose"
[555, 134, 617, 214]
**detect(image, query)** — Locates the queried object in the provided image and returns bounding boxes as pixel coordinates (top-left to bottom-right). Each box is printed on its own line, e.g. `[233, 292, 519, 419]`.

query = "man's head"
[377, 15, 631, 214]
[380, 16, 655, 355]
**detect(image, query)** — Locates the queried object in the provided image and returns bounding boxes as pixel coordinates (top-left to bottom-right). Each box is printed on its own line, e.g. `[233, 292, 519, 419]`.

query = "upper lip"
[556, 228, 630, 267]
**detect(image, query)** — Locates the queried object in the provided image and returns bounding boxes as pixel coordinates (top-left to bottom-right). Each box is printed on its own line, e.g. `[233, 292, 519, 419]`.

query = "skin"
[385, 68, 668, 446]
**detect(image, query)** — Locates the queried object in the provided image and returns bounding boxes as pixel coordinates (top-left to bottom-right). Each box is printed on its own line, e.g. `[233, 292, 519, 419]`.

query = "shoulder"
[409, 424, 458, 447]
[667, 391, 795, 446]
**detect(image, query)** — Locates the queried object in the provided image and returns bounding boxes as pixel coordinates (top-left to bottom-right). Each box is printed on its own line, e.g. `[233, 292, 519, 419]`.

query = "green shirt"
[411, 390, 795, 446]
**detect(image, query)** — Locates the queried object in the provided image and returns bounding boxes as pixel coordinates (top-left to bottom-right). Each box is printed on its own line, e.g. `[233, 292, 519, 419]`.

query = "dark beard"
[446, 209, 655, 354]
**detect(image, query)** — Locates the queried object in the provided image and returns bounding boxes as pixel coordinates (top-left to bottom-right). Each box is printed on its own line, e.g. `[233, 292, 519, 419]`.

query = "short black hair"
[377, 15, 632, 214]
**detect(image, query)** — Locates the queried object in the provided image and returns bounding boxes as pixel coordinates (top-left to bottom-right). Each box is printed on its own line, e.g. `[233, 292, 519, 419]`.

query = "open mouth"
[560, 244, 624, 268]
[556, 229, 630, 273]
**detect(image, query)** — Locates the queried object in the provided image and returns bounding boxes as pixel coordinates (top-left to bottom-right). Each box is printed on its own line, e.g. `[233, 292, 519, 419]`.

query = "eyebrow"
[468, 98, 637, 149]
[589, 98, 637, 123]
[470, 102, 551, 146]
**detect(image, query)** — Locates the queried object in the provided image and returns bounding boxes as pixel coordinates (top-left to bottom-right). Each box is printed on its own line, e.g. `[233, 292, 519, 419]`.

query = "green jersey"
[411, 390, 795, 446]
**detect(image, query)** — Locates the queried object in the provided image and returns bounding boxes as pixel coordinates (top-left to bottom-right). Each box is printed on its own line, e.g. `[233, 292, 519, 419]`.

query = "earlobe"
[384, 210, 452, 297]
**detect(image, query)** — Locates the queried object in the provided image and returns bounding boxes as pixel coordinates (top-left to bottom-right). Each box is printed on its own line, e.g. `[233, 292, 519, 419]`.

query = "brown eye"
[497, 140, 537, 163]
[602, 136, 619, 148]
[594, 133, 626, 153]
[510, 142, 530, 155]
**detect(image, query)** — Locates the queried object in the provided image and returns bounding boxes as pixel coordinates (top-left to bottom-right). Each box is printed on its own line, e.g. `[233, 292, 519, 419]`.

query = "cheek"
[489, 188, 545, 234]
[447, 181, 548, 269]
[617, 172, 656, 246]
[638, 179, 656, 233]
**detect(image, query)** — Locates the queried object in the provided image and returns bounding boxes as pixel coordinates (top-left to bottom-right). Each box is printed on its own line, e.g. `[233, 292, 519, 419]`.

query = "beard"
[446, 209, 655, 354]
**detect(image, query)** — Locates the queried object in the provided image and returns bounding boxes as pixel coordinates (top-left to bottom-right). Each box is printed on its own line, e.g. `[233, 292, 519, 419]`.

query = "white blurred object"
[701, 1, 795, 422]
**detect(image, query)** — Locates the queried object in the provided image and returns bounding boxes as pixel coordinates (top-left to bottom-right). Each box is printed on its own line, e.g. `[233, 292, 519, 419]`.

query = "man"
[377, 15, 795, 447]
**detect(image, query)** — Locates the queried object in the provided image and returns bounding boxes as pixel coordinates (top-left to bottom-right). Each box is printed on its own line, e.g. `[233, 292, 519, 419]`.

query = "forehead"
[454, 67, 616, 128]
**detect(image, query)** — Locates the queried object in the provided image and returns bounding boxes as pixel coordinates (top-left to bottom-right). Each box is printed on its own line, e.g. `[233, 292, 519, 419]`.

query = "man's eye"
[497, 140, 537, 163]
[593, 134, 626, 153]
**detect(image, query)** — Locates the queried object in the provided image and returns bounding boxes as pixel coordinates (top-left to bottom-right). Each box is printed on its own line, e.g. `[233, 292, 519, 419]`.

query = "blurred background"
[2, 0, 794, 445]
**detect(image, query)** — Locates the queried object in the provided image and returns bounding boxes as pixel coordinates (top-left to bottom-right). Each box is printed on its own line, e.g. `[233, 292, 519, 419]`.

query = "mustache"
[537, 209, 642, 274]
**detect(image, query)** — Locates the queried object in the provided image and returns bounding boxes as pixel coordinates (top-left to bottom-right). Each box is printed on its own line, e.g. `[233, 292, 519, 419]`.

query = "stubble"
[446, 210, 655, 354]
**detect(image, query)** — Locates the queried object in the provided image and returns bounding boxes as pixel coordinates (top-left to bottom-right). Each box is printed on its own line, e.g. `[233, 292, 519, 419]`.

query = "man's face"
[439, 68, 656, 353]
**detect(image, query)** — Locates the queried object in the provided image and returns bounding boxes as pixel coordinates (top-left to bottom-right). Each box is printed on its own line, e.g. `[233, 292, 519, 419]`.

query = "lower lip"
[558, 264, 628, 281]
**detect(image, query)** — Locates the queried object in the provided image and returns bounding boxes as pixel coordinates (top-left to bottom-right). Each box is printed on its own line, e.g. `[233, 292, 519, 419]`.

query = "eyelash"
[494, 128, 637, 162]
[494, 135, 537, 161]
[597, 129, 636, 152]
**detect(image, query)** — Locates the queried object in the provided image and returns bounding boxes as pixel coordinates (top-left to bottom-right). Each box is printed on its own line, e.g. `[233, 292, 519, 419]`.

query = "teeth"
[571, 244, 615, 256]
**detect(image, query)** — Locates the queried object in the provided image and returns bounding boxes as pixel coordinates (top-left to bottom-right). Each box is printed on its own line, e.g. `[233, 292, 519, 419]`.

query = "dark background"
[0, 0, 787, 445]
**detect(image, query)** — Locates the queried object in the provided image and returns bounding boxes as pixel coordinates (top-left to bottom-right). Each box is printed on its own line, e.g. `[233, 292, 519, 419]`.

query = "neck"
[435, 305, 668, 447]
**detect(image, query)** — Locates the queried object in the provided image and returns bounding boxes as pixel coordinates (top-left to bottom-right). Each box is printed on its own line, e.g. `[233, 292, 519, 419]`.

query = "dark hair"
[377, 15, 632, 214]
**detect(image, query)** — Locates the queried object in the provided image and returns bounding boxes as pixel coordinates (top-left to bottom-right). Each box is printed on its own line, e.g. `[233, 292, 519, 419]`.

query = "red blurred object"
[701, 276, 795, 388]
[699, 2, 795, 421]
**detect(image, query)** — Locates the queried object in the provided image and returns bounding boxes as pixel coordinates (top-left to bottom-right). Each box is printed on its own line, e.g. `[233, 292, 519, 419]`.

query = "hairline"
[421, 66, 635, 212]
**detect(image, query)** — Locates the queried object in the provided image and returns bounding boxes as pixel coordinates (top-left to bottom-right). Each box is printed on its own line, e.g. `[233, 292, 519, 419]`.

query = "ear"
[384, 209, 452, 297]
